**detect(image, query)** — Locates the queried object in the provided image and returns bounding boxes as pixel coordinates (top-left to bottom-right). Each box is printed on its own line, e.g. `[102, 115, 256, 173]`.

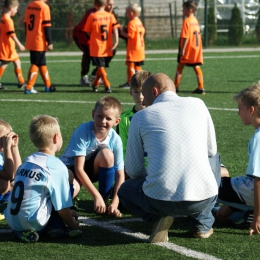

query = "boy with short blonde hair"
[119, 3, 145, 89]
[0, 0, 26, 90]
[5, 115, 82, 242]
[0, 118, 21, 221]
[60, 96, 124, 217]
[216, 82, 260, 235]
[174, 1, 205, 94]
[83, 0, 119, 93]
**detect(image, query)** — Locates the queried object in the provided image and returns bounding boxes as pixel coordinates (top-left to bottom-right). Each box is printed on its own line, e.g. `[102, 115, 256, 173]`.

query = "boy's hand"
[48, 44, 53, 51]
[94, 194, 106, 214]
[107, 203, 122, 217]
[249, 215, 260, 235]
[4, 132, 18, 149]
[20, 45, 26, 52]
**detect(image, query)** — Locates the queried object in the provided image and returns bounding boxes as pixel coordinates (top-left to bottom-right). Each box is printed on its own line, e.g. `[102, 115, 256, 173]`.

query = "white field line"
[0, 216, 222, 259]
[0, 99, 237, 112]
[79, 217, 222, 260]
[17, 55, 260, 63]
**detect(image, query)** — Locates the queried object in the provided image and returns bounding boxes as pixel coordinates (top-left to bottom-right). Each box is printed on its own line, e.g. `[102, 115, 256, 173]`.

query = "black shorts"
[92, 57, 112, 68]
[30, 51, 46, 66]
[68, 147, 104, 183]
[126, 60, 144, 66]
[177, 53, 202, 67]
[218, 177, 245, 211]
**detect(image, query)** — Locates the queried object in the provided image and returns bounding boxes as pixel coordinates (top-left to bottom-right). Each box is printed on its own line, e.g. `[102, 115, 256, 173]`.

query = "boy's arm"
[11, 36, 25, 51]
[179, 37, 188, 56]
[57, 208, 80, 229]
[74, 156, 106, 213]
[107, 168, 124, 217]
[44, 27, 53, 50]
[249, 177, 260, 235]
[10, 133, 21, 176]
[111, 27, 118, 50]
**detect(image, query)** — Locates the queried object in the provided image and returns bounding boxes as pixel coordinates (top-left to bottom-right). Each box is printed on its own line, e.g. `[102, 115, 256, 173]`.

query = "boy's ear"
[114, 118, 121, 126]
[249, 106, 255, 115]
[53, 133, 58, 144]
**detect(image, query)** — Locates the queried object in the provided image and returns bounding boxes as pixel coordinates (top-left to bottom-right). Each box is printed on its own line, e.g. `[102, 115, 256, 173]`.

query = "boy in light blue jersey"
[60, 96, 124, 217]
[5, 115, 82, 242]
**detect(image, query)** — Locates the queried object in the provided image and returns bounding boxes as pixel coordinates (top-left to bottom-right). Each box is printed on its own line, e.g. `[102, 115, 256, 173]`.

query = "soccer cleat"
[0, 213, 5, 221]
[24, 87, 38, 94]
[13, 230, 39, 243]
[192, 88, 205, 95]
[18, 82, 27, 89]
[119, 82, 130, 89]
[45, 86, 56, 92]
[234, 210, 254, 229]
[0, 83, 6, 90]
[92, 85, 98, 92]
[67, 228, 82, 237]
[80, 75, 89, 86]
[193, 228, 213, 238]
[104, 87, 112, 93]
[70, 196, 80, 211]
[149, 216, 174, 243]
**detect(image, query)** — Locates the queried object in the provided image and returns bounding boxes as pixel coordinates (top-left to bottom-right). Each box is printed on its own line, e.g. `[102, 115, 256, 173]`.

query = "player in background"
[0, 0, 26, 90]
[174, 1, 205, 94]
[119, 3, 145, 89]
[23, 0, 55, 94]
[83, 0, 119, 93]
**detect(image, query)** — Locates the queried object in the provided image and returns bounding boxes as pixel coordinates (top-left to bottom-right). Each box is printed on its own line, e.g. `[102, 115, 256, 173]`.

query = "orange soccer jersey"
[126, 17, 145, 62]
[179, 15, 203, 65]
[83, 11, 119, 57]
[24, 1, 51, 51]
[0, 14, 19, 61]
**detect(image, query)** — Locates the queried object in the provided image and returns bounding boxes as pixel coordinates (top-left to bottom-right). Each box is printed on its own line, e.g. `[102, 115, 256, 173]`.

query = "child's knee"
[97, 148, 114, 167]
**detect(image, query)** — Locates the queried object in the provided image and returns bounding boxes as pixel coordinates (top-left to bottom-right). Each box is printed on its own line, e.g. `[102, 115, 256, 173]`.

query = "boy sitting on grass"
[5, 115, 82, 242]
[216, 82, 260, 235]
[60, 96, 124, 217]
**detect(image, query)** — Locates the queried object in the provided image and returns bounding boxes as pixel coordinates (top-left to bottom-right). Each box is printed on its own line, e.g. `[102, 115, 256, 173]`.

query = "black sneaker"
[18, 82, 27, 89]
[192, 88, 205, 94]
[45, 86, 56, 92]
[104, 87, 112, 93]
[92, 86, 98, 92]
[13, 230, 39, 243]
[0, 83, 6, 90]
[119, 82, 130, 89]
[234, 210, 253, 229]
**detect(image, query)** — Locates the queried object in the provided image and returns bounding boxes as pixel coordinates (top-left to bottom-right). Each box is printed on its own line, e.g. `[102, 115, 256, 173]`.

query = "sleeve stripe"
[7, 30, 15, 35]
[42, 20, 51, 25]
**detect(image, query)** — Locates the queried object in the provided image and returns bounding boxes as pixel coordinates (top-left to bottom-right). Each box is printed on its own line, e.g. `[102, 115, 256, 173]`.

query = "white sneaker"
[88, 75, 96, 85]
[80, 75, 89, 86]
[24, 87, 38, 94]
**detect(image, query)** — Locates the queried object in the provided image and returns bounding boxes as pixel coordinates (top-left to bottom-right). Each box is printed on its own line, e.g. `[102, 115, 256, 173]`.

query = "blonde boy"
[0, 0, 26, 90]
[174, 1, 205, 94]
[5, 115, 81, 242]
[216, 82, 260, 235]
[0, 119, 21, 220]
[119, 3, 145, 89]
[117, 70, 152, 160]
[60, 96, 124, 217]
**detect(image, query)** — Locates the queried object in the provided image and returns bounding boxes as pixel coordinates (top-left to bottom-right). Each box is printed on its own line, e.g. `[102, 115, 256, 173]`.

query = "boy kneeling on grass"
[4, 115, 82, 243]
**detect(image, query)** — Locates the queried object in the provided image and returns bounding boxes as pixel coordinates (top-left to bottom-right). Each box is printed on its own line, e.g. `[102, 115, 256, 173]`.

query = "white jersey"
[5, 152, 72, 231]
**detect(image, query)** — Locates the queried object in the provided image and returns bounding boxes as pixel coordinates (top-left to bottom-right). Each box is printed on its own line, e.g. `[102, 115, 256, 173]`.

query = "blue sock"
[70, 184, 74, 198]
[230, 211, 247, 222]
[98, 166, 115, 199]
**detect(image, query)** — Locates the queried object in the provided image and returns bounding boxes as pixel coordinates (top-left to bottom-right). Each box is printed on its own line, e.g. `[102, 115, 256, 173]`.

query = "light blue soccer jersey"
[4, 152, 73, 232]
[0, 152, 4, 170]
[60, 121, 124, 171]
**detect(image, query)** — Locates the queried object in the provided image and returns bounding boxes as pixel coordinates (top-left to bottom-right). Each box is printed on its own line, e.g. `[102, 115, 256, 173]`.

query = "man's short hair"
[94, 96, 122, 118]
[130, 70, 152, 92]
[29, 115, 60, 149]
[182, 1, 198, 12]
[94, 0, 107, 7]
[233, 81, 260, 115]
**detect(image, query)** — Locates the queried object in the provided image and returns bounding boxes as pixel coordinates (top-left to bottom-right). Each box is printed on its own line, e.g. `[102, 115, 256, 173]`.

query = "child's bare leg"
[216, 205, 233, 224]
[174, 63, 184, 89]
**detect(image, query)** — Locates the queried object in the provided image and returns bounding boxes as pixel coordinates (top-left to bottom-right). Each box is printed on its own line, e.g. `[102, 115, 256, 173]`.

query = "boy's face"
[131, 88, 146, 110]
[10, 5, 18, 16]
[92, 106, 120, 135]
[105, 0, 114, 13]
[237, 103, 252, 125]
